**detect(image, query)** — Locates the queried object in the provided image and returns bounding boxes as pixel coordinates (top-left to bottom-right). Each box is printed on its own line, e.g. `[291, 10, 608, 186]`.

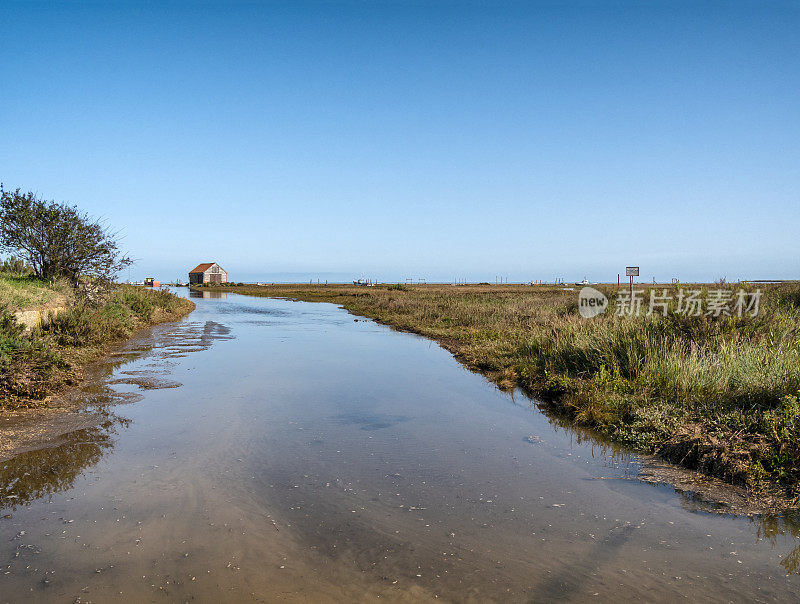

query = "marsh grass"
[211, 281, 800, 497]
[1, 285, 194, 408]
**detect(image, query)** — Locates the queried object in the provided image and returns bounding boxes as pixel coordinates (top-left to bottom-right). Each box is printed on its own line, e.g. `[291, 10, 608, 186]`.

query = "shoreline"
[1, 286, 195, 411]
[0, 302, 200, 462]
[350, 312, 800, 513]
[200, 283, 800, 510]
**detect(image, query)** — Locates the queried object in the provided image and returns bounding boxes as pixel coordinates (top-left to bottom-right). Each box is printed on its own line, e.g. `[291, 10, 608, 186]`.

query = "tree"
[0, 185, 131, 285]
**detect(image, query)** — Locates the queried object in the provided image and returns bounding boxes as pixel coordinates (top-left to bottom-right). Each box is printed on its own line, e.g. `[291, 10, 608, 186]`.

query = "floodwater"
[2, 291, 800, 602]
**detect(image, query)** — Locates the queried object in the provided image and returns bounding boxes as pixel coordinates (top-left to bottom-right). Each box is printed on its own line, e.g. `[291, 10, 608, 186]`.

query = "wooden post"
[624, 267, 639, 297]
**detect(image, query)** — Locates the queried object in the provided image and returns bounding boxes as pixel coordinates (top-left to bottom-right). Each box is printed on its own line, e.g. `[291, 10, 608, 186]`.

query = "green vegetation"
[206, 282, 800, 501]
[0, 185, 193, 409]
[0, 186, 131, 284]
[1, 282, 194, 408]
[0, 272, 72, 309]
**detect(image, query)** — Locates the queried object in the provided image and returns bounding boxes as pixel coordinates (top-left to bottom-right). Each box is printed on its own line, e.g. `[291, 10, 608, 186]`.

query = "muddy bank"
[0, 317, 232, 463]
[1, 286, 195, 410]
[533, 394, 800, 511]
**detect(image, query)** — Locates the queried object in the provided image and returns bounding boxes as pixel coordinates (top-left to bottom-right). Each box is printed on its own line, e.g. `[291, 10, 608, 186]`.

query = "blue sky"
[1, 0, 798, 283]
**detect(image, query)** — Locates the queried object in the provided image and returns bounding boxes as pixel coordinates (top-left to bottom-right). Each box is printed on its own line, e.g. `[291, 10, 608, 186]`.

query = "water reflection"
[1, 317, 232, 511]
[554, 405, 800, 575]
[333, 411, 411, 431]
[754, 512, 800, 575]
[1, 411, 129, 510]
[189, 290, 228, 299]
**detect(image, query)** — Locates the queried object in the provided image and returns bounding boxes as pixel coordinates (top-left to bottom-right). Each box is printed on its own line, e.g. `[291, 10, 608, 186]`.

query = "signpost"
[625, 266, 639, 298]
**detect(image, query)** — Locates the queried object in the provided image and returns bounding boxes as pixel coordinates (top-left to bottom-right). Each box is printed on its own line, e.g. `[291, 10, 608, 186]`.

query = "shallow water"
[1, 291, 800, 602]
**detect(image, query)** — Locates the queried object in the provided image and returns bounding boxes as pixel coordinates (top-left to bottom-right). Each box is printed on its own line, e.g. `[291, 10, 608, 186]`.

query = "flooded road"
[2, 291, 800, 602]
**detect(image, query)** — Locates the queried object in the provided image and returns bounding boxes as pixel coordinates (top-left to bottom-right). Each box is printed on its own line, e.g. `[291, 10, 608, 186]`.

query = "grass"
[1, 284, 194, 408]
[0, 272, 72, 309]
[208, 281, 800, 500]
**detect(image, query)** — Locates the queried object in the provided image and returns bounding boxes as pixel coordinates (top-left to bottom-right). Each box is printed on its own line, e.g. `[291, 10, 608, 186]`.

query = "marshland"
[3, 288, 800, 602]
[205, 281, 800, 501]
[3, 1, 800, 600]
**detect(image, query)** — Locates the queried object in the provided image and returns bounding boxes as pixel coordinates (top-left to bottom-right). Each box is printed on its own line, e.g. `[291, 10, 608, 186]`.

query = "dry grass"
[208, 281, 800, 499]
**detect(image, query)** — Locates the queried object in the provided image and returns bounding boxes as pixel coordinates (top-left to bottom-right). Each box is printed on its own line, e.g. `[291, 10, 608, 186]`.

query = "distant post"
[625, 266, 639, 298]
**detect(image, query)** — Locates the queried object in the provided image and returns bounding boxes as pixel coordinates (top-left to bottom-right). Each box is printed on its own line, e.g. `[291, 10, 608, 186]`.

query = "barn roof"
[189, 263, 215, 274]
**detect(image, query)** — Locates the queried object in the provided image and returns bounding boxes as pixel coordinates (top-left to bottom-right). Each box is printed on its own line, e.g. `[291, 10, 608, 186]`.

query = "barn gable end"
[188, 262, 228, 285]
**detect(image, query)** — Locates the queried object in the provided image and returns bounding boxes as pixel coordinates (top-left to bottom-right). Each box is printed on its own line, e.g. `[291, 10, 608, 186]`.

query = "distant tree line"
[0, 255, 32, 275]
[0, 185, 131, 285]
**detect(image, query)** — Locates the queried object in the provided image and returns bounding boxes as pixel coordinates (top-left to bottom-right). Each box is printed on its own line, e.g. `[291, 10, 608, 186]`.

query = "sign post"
[625, 266, 639, 298]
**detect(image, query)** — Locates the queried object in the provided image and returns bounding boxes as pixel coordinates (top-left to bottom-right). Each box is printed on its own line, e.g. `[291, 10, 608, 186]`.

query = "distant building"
[189, 262, 227, 285]
[144, 277, 161, 287]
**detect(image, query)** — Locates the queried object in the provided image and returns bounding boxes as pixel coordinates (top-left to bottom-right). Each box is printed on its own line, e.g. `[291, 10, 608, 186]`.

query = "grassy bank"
[205, 282, 800, 502]
[0, 273, 72, 309]
[1, 278, 194, 409]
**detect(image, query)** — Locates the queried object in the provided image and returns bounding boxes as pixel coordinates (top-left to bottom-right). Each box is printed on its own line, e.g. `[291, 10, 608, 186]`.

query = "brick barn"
[188, 262, 228, 285]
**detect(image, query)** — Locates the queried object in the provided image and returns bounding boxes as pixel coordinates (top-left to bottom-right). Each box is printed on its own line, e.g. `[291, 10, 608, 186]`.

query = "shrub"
[0, 185, 131, 284]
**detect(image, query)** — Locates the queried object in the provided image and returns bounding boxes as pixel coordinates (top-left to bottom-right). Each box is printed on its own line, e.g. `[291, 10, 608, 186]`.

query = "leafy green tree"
[0, 185, 131, 284]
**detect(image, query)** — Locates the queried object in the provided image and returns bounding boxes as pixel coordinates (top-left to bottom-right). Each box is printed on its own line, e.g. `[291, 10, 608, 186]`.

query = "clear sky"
[1, 0, 798, 283]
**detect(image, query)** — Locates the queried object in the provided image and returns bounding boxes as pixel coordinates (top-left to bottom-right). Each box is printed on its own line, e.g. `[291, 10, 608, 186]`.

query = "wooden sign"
[626, 266, 639, 277]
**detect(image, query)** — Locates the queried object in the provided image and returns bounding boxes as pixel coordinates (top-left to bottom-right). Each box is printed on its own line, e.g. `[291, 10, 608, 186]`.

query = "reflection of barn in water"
[189, 290, 228, 299]
[188, 262, 227, 285]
